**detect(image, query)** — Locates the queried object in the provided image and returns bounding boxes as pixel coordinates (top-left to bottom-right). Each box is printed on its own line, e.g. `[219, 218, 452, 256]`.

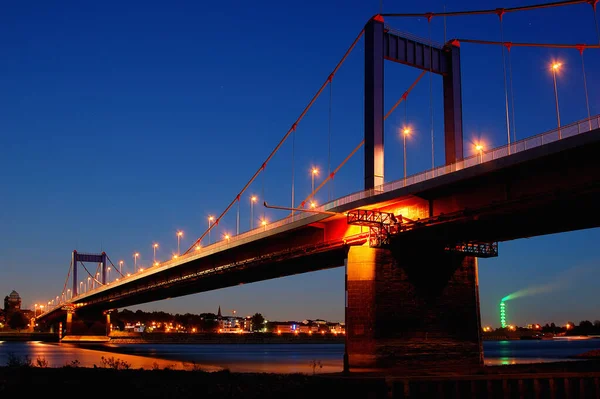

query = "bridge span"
[38, 116, 600, 372]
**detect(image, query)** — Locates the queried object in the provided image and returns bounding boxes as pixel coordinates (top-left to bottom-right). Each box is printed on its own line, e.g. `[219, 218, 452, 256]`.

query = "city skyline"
[2, 0, 600, 327]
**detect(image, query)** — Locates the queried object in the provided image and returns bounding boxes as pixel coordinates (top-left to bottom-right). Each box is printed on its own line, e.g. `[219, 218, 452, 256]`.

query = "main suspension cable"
[451, 38, 600, 48]
[300, 73, 426, 207]
[382, 0, 586, 18]
[183, 28, 365, 255]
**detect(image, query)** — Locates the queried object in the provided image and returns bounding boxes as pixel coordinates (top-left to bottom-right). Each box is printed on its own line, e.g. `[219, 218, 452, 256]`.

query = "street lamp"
[67, 289, 71, 300]
[119, 260, 123, 276]
[208, 216, 214, 244]
[87, 277, 91, 292]
[311, 167, 319, 193]
[134, 252, 139, 273]
[261, 219, 267, 231]
[107, 267, 111, 283]
[224, 233, 230, 243]
[176, 231, 183, 255]
[250, 196, 257, 229]
[551, 62, 562, 138]
[475, 144, 483, 163]
[80, 281, 84, 294]
[153, 243, 159, 263]
[402, 127, 410, 181]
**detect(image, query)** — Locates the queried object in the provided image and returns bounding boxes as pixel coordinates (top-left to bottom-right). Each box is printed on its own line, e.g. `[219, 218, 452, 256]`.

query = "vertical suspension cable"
[427, 16, 435, 169]
[328, 79, 332, 201]
[592, 1, 600, 44]
[262, 165, 265, 223]
[443, 5, 447, 43]
[497, 10, 512, 153]
[507, 44, 517, 142]
[578, 47, 592, 130]
[291, 127, 295, 216]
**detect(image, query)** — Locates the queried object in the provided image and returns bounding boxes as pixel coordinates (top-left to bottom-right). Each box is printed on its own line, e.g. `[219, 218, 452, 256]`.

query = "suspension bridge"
[33, 0, 600, 373]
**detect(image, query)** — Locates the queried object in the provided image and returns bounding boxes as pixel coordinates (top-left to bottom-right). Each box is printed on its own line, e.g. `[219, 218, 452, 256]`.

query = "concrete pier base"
[346, 245, 483, 374]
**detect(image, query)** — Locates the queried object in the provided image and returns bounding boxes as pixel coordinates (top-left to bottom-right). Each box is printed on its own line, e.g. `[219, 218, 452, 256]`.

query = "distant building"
[3, 290, 22, 314]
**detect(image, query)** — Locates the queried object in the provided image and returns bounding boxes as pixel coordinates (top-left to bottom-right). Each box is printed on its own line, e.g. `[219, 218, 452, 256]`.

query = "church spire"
[217, 305, 222, 318]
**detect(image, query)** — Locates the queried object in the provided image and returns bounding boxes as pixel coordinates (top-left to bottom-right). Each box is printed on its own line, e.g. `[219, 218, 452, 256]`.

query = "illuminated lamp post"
[119, 260, 123, 276]
[208, 216, 214, 244]
[176, 231, 183, 256]
[153, 243, 159, 263]
[402, 127, 410, 181]
[250, 196, 257, 229]
[475, 144, 483, 164]
[134, 252, 139, 273]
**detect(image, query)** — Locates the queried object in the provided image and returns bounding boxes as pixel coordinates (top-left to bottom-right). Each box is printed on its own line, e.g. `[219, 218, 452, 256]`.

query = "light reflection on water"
[0, 339, 598, 373]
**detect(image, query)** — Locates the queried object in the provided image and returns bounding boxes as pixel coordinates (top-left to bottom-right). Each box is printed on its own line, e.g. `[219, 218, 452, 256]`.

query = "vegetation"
[112, 309, 220, 332]
[250, 313, 265, 331]
[8, 311, 28, 330]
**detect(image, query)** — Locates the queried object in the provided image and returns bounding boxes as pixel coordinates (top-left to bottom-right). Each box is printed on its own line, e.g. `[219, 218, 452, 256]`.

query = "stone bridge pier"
[345, 245, 483, 374]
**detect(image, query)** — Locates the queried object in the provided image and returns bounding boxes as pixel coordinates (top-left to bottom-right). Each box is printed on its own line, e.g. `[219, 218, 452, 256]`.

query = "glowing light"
[172, 254, 178, 259]
[551, 62, 562, 71]
[154, 262, 159, 266]
[195, 245, 201, 251]
[139, 268, 144, 272]
[310, 201, 316, 209]
[500, 301, 507, 329]
[177, 231, 183, 237]
[208, 216, 214, 222]
[312, 167, 319, 175]
[402, 127, 410, 136]
[224, 234, 230, 240]
[153, 243, 159, 248]
[261, 220, 267, 226]
[475, 144, 483, 151]
[250, 196, 257, 202]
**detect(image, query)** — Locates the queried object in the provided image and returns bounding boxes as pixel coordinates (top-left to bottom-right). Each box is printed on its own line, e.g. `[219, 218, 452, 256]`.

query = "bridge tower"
[348, 15, 480, 374]
[72, 251, 107, 296]
[364, 15, 463, 190]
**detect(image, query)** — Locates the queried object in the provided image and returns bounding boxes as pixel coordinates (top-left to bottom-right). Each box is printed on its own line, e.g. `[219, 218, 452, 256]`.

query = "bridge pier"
[346, 245, 483, 374]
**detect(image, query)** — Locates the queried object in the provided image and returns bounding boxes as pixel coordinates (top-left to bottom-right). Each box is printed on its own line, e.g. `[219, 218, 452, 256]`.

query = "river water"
[1, 339, 598, 373]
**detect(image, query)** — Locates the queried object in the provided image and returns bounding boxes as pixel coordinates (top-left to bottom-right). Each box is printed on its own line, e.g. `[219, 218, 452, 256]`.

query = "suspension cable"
[183, 28, 365, 255]
[300, 73, 426, 207]
[60, 261, 72, 302]
[578, 46, 592, 130]
[106, 254, 125, 278]
[428, 15, 435, 169]
[328, 78, 333, 201]
[291, 126, 295, 216]
[80, 262, 102, 287]
[382, 0, 586, 18]
[497, 10, 512, 153]
[451, 38, 600, 48]
[384, 71, 426, 120]
[592, 0, 600, 44]
[507, 44, 517, 142]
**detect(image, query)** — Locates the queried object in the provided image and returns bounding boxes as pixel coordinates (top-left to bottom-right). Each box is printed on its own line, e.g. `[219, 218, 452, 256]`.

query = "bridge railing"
[62, 115, 599, 304]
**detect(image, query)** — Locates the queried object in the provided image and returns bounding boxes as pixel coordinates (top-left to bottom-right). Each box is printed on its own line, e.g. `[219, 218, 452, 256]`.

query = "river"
[1, 338, 598, 373]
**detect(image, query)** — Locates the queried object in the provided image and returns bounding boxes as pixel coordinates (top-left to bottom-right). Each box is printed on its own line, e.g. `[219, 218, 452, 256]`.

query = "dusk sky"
[1, 0, 599, 327]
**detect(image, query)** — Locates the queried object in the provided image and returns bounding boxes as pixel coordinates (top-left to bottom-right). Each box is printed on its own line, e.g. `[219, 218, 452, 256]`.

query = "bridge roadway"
[38, 117, 600, 320]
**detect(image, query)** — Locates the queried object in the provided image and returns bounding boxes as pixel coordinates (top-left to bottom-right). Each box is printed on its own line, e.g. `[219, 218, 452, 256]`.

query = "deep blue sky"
[2, 0, 599, 327]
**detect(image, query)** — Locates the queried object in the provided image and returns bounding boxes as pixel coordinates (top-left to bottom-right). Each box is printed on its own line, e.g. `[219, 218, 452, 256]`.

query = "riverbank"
[108, 332, 346, 344]
[0, 332, 58, 342]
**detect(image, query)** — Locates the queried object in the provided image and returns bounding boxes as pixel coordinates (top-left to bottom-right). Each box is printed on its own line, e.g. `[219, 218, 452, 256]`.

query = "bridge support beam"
[346, 245, 483, 374]
[66, 309, 74, 335]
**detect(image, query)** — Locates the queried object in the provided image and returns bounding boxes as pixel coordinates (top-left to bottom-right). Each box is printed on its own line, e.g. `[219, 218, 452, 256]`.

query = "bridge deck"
[38, 115, 600, 318]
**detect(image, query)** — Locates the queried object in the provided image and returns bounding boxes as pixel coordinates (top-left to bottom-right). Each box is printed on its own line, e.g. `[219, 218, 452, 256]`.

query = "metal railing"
[53, 115, 599, 308]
